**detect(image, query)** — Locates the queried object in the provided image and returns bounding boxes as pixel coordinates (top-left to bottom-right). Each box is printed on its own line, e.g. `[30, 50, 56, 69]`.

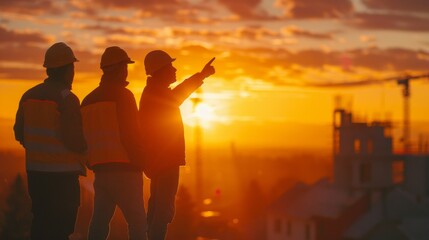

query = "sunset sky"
[1, 0, 429, 151]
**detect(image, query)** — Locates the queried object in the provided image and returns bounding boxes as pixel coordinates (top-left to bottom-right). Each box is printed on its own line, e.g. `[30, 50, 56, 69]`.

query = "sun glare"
[194, 102, 215, 128]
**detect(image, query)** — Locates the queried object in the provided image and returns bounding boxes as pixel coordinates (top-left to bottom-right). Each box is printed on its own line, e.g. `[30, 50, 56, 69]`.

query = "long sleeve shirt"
[81, 80, 145, 171]
[139, 72, 204, 178]
[14, 78, 87, 154]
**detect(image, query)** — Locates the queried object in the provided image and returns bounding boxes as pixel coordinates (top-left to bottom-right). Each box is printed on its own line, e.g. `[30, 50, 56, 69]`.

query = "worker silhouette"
[13, 42, 87, 240]
[81, 46, 147, 240]
[139, 50, 215, 240]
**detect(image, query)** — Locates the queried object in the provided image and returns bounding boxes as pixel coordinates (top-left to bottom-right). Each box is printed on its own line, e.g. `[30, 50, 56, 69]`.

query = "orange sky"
[1, 0, 429, 151]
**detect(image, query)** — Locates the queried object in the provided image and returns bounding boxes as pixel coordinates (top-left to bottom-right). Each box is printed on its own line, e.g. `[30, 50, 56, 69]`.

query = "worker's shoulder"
[117, 86, 133, 95]
[20, 82, 81, 108]
[60, 89, 81, 106]
[117, 87, 136, 101]
[21, 82, 45, 98]
[81, 87, 101, 106]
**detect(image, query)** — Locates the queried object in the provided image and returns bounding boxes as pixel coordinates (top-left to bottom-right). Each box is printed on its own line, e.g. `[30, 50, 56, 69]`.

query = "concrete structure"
[267, 108, 429, 240]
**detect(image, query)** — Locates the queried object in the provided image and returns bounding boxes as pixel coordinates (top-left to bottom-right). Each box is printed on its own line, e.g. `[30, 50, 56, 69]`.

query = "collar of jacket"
[44, 77, 71, 90]
[100, 74, 129, 87]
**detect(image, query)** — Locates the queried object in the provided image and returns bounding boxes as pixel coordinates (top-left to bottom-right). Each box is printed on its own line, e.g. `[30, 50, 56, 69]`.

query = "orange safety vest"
[81, 101, 130, 167]
[23, 99, 85, 173]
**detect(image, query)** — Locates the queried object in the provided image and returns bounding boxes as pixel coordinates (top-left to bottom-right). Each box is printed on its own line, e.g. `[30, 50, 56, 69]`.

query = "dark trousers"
[147, 166, 180, 240]
[27, 171, 80, 240]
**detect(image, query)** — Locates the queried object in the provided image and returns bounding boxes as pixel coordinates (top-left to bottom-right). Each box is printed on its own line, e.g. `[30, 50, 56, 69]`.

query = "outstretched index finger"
[205, 57, 216, 66]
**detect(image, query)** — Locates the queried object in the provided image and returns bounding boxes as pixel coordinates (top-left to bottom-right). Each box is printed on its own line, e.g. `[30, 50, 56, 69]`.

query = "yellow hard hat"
[43, 42, 78, 68]
[100, 46, 134, 69]
[144, 50, 175, 76]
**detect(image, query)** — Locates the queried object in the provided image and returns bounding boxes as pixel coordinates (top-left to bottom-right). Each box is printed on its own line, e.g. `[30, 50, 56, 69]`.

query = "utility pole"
[191, 88, 203, 204]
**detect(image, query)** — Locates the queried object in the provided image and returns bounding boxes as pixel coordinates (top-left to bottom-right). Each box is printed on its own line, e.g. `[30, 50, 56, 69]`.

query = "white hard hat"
[43, 42, 78, 68]
[100, 46, 134, 69]
[144, 50, 175, 76]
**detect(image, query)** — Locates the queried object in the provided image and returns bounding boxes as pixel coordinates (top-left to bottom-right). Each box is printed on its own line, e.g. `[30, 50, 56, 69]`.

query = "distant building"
[344, 188, 429, 240]
[267, 108, 429, 240]
[266, 179, 369, 240]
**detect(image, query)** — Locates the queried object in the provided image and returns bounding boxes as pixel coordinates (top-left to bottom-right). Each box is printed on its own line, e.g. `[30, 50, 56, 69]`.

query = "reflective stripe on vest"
[81, 102, 130, 167]
[23, 99, 84, 172]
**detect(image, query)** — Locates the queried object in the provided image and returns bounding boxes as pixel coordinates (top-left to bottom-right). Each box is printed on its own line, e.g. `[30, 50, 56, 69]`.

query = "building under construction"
[267, 107, 429, 240]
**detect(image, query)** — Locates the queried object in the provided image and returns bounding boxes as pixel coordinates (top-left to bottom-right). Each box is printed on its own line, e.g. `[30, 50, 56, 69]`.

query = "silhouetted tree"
[167, 185, 197, 240]
[0, 174, 32, 240]
[0, 211, 4, 239]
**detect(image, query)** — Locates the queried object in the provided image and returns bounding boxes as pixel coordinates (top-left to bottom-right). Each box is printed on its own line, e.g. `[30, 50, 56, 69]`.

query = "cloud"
[348, 48, 429, 71]
[93, 15, 133, 23]
[0, 26, 61, 80]
[0, 46, 43, 64]
[89, 0, 191, 18]
[235, 26, 281, 40]
[359, 35, 376, 43]
[203, 46, 429, 86]
[92, 35, 158, 50]
[217, 0, 276, 20]
[0, 0, 61, 15]
[78, 0, 277, 23]
[0, 18, 9, 24]
[276, 0, 353, 19]
[362, 0, 429, 13]
[0, 66, 44, 80]
[0, 41, 99, 80]
[72, 49, 101, 73]
[74, 23, 159, 36]
[1, 32, 428, 86]
[348, 12, 429, 32]
[71, 0, 223, 24]
[0, 26, 50, 44]
[282, 26, 334, 40]
[91, 0, 179, 8]
[64, 22, 286, 49]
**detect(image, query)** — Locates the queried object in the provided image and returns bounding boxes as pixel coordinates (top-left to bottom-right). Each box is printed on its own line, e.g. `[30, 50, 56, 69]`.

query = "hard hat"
[100, 46, 135, 69]
[43, 42, 78, 68]
[144, 50, 175, 76]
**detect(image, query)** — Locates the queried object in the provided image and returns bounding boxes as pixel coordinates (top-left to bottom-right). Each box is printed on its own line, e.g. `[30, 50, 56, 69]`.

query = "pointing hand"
[201, 57, 215, 78]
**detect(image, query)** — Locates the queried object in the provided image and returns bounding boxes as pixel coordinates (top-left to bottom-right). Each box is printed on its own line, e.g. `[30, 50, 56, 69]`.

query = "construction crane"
[397, 78, 411, 153]
[307, 73, 429, 153]
[394, 74, 429, 153]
